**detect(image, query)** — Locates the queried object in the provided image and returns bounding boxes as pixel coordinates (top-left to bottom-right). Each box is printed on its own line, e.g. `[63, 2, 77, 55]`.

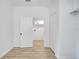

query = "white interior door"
[20, 17, 32, 47]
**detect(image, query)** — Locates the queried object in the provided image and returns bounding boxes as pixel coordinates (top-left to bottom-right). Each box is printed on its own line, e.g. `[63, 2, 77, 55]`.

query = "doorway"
[13, 7, 50, 48]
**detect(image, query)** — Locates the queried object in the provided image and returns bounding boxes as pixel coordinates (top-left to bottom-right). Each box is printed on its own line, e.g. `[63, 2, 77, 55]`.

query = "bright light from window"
[35, 20, 44, 25]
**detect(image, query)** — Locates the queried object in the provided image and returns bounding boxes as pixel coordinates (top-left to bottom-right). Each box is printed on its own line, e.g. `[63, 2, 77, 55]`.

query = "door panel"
[20, 17, 32, 47]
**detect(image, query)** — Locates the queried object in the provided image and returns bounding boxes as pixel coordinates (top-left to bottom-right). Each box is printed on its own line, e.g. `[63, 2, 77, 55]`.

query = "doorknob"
[20, 33, 22, 36]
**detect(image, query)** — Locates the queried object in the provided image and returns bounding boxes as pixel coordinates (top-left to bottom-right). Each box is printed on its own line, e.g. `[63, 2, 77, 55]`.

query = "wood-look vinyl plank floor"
[1, 48, 57, 59]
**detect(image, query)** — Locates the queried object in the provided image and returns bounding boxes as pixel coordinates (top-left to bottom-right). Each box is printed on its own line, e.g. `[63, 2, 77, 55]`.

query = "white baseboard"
[51, 47, 59, 59]
[0, 47, 13, 58]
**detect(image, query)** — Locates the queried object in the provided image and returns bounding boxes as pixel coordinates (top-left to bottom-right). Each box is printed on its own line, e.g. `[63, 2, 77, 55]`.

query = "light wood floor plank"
[1, 48, 57, 59]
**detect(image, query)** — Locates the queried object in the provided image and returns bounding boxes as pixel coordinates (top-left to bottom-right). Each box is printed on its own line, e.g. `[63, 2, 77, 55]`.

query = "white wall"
[49, 0, 79, 59]
[75, 16, 79, 59]
[11, 0, 54, 8]
[13, 7, 50, 47]
[58, 0, 76, 59]
[49, 0, 60, 58]
[0, 0, 13, 58]
[73, 0, 79, 59]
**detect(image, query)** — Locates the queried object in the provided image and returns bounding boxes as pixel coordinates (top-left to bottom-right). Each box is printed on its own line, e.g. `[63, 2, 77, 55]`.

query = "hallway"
[1, 48, 57, 59]
[0, 0, 78, 59]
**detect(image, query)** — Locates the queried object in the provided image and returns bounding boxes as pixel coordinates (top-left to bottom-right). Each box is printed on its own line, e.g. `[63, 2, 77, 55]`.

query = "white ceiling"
[11, 0, 56, 7]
